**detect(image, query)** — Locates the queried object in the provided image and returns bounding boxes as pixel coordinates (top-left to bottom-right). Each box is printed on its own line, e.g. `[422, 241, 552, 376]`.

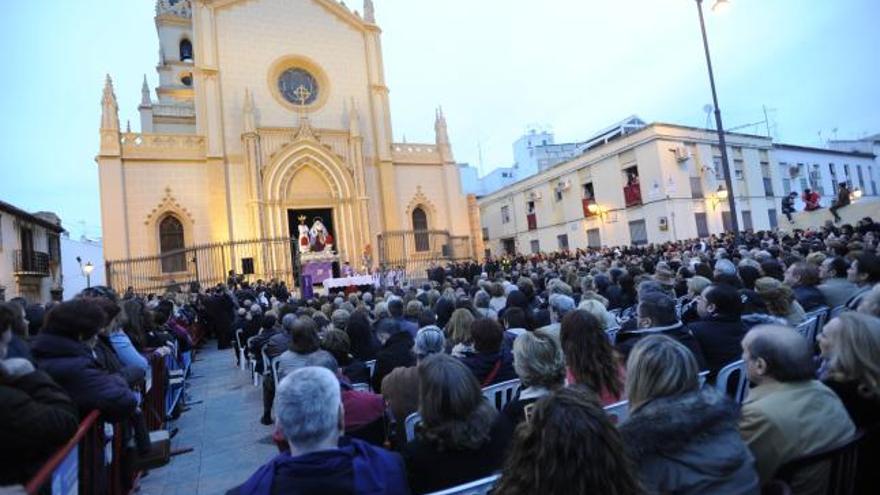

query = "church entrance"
[287, 208, 338, 285]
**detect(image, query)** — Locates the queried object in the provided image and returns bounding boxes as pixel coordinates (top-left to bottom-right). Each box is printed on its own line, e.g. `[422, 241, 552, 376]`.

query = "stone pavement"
[138, 344, 278, 495]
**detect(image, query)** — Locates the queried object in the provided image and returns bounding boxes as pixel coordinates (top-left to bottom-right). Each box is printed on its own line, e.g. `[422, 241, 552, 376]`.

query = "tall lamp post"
[696, 0, 739, 235]
[77, 256, 95, 288]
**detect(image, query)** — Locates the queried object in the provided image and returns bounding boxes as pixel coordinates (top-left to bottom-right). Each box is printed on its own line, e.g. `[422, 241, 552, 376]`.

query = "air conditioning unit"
[528, 191, 543, 200]
[673, 146, 691, 163]
[556, 180, 571, 191]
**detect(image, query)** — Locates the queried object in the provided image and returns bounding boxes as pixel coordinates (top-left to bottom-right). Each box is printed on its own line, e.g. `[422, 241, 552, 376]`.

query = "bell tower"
[147, 0, 196, 134]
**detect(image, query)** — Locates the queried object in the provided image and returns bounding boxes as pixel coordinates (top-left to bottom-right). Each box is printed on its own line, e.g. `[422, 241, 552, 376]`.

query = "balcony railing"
[624, 184, 642, 207]
[582, 198, 596, 218]
[14, 250, 50, 276]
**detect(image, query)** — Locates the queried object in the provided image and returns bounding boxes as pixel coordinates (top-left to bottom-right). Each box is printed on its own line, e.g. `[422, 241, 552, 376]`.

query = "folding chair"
[235, 329, 246, 370]
[715, 359, 749, 403]
[481, 378, 521, 411]
[698, 370, 710, 388]
[351, 382, 371, 392]
[424, 474, 501, 495]
[794, 316, 819, 344]
[605, 326, 620, 345]
[272, 357, 282, 387]
[404, 412, 421, 442]
[365, 359, 377, 379]
[261, 348, 273, 384]
[830, 305, 847, 319]
[774, 431, 864, 495]
[604, 400, 629, 425]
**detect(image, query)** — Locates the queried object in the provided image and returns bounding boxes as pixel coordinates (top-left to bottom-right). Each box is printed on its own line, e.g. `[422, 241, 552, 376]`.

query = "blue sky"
[1, 0, 878, 239]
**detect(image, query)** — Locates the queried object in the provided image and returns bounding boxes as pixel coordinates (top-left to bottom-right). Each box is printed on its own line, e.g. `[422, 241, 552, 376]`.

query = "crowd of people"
[3, 217, 880, 494]
[223, 219, 880, 494]
[0, 287, 203, 490]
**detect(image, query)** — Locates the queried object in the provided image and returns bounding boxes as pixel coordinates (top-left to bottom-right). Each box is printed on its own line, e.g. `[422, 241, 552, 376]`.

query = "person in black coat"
[459, 319, 516, 386]
[404, 354, 510, 494]
[784, 262, 827, 312]
[31, 300, 138, 422]
[688, 283, 749, 375]
[371, 320, 415, 393]
[0, 310, 80, 486]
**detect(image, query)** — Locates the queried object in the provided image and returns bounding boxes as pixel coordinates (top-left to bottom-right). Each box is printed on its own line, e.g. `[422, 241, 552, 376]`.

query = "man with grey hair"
[331, 309, 350, 332]
[738, 325, 854, 491]
[231, 367, 408, 495]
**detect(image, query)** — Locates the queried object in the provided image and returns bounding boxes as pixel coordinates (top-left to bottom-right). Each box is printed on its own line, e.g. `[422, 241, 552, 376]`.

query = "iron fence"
[107, 231, 472, 294]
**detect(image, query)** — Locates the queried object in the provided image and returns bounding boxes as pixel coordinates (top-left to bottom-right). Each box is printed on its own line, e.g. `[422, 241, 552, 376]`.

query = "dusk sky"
[1, 0, 878, 239]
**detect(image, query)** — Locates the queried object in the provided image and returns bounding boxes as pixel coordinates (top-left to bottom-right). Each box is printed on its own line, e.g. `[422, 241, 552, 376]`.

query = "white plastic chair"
[404, 412, 421, 442]
[272, 357, 282, 386]
[604, 400, 629, 425]
[351, 382, 371, 392]
[424, 474, 501, 495]
[481, 378, 521, 411]
[698, 370, 710, 388]
[715, 359, 749, 403]
[365, 359, 377, 379]
[830, 305, 847, 319]
[235, 328, 246, 370]
[605, 326, 621, 344]
[794, 316, 819, 344]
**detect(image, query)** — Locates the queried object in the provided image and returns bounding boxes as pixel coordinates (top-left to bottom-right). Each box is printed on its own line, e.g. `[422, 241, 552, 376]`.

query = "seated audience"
[0, 307, 79, 486]
[271, 316, 333, 424]
[403, 354, 509, 494]
[345, 310, 379, 362]
[817, 256, 858, 308]
[494, 387, 641, 495]
[817, 312, 880, 493]
[577, 298, 617, 330]
[382, 326, 445, 447]
[371, 313, 416, 393]
[620, 335, 759, 495]
[500, 306, 529, 352]
[690, 283, 749, 374]
[739, 325, 855, 490]
[754, 277, 806, 326]
[31, 299, 138, 421]
[856, 284, 880, 317]
[846, 252, 880, 310]
[501, 329, 564, 427]
[444, 308, 475, 357]
[784, 262, 827, 312]
[616, 291, 708, 370]
[321, 329, 369, 384]
[560, 310, 624, 404]
[460, 318, 516, 386]
[231, 367, 408, 495]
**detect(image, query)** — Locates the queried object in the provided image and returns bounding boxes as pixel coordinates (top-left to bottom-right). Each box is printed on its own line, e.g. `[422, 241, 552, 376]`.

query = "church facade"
[97, 0, 482, 290]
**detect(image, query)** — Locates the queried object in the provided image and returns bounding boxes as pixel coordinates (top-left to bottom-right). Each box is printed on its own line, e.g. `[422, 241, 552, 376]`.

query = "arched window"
[412, 207, 429, 252]
[159, 215, 186, 273]
[179, 39, 193, 62]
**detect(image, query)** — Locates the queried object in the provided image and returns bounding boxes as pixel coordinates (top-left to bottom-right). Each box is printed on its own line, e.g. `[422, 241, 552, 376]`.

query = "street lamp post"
[696, 0, 739, 236]
[83, 262, 94, 289]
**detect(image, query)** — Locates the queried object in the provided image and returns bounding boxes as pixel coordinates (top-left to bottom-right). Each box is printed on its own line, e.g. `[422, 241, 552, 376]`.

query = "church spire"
[349, 97, 361, 138]
[242, 88, 256, 133]
[434, 106, 449, 145]
[140, 75, 152, 107]
[101, 74, 120, 131]
[363, 0, 375, 23]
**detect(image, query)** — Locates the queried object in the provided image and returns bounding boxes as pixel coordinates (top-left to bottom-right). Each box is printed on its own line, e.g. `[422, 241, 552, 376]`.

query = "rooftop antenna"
[832, 127, 839, 141]
[703, 104, 714, 130]
[477, 140, 484, 177]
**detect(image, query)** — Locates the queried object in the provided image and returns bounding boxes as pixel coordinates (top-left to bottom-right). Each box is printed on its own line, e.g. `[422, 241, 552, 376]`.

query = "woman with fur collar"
[618, 335, 759, 495]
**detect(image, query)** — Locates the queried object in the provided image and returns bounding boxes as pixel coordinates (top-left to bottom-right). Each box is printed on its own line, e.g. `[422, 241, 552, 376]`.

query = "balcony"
[526, 213, 537, 231]
[14, 250, 50, 277]
[624, 183, 642, 207]
[582, 198, 596, 218]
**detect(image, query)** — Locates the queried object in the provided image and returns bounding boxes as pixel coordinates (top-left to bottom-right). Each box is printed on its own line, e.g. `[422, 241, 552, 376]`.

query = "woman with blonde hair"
[501, 329, 565, 427]
[619, 335, 758, 494]
[444, 308, 475, 357]
[754, 276, 806, 325]
[817, 311, 880, 492]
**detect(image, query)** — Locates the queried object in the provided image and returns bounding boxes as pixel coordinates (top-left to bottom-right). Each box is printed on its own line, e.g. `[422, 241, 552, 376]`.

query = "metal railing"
[376, 230, 471, 283]
[108, 232, 473, 293]
[14, 250, 50, 276]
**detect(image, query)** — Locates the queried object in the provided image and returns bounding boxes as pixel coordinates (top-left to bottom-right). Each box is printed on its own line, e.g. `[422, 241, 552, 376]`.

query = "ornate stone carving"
[156, 0, 192, 19]
[144, 187, 195, 226]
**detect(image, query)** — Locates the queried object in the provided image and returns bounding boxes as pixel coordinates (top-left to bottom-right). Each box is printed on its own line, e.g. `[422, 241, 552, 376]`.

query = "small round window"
[277, 68, 318, 105]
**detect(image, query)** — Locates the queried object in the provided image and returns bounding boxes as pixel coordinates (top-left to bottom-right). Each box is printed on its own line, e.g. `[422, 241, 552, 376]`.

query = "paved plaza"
[138, 345, 277, 495]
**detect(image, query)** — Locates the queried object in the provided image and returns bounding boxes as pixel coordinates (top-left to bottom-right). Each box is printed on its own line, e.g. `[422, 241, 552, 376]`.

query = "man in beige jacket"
[739, 325, 855, 494]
